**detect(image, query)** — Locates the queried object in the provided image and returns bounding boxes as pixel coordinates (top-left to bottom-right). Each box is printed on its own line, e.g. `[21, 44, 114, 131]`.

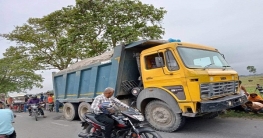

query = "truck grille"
[200, 81, 238, 99]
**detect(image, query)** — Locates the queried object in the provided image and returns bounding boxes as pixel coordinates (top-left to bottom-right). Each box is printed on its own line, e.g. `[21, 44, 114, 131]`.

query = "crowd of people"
[232, 81, 263, 114]
[0, 92, 55, 137]
[4, 92, 55, 114]
[25, 92, 54, 114]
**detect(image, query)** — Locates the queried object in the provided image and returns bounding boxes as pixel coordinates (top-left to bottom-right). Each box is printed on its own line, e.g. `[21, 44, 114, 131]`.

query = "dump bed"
[52, 40, 168, 103]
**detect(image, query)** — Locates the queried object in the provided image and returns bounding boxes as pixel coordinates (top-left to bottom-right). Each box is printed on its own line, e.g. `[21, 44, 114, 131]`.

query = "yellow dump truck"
[53, 39, 246, 132]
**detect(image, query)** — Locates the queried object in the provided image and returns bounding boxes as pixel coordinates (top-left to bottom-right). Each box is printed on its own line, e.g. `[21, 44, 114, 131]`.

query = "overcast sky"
[1, 0, 263, 94]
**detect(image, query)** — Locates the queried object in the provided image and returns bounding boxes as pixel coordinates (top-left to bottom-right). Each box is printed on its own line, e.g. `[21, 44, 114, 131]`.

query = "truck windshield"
[177, 47, 230, 69]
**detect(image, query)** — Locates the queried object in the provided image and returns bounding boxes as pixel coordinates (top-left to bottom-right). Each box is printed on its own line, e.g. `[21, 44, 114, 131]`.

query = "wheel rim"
[65, 106, 71, 118]
[151, 106, 173, 126]
[81, 107, 88, 117]
[87, 126, 103, 137]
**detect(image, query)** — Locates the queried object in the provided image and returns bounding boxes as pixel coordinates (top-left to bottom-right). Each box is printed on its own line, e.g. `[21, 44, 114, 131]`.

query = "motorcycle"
[78, 107, 162, 138]
[29, 103, 45, 121]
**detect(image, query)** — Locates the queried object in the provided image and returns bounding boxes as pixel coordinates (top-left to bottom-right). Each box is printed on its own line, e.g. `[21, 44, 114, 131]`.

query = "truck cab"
[132, 40, 246, 132]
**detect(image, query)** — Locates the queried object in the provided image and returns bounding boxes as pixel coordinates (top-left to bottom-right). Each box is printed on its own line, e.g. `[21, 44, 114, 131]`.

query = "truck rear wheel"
[63, 103, 78, 120]
[78, 102, 91, 121]
[145, 100, 185, 132]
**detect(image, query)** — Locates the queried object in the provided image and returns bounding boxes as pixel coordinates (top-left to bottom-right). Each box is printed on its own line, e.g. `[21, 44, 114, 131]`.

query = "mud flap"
[80, 121, 89, 130]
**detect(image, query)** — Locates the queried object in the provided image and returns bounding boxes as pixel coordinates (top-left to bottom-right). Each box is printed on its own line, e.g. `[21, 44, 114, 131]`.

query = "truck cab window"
[193, 57, 211, 67]
[213, 56, 223, 66]
[145, 53, 164, 70]
[165, 50, 179, 71]
[178, 47, 230, 68]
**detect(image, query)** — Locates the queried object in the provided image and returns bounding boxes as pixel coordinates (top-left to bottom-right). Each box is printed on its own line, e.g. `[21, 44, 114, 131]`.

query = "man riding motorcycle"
[27, 95, 46, 118]
[0, 101, 16, 138]
[91, 87, 130, 138]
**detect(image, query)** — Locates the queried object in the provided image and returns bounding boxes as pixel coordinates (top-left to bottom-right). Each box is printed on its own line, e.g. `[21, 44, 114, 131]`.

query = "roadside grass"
[221, 75, 263, 119]
[240, 75, 263, 95]
[220, 110, 263, 119]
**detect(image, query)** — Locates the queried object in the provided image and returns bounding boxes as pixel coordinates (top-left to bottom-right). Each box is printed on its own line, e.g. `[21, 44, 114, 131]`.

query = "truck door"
[141, 50, 164, 87]
[141, 49, 188, 101]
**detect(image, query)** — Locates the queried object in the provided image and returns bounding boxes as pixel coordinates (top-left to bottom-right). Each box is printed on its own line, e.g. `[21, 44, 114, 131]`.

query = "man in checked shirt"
[91, 87, 129, 138]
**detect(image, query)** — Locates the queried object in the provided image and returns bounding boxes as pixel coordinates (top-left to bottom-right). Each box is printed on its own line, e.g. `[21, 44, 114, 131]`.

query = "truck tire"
[78, 102, 91, 121]
[201, 112, 219, 119]
[145, 100, 185, 132]
[63, 103, 78, 121]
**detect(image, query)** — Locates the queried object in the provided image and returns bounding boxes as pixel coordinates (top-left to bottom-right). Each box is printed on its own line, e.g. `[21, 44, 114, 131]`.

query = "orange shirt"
[48, 96, 53, 103]
[248, 95, 263, 102]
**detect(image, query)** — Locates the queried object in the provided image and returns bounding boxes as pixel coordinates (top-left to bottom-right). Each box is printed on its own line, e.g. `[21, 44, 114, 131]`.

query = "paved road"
[13, 111, 263, 138]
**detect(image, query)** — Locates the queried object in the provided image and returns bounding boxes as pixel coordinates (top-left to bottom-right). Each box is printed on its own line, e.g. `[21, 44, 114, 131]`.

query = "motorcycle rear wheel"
[85, 125, 104, 137]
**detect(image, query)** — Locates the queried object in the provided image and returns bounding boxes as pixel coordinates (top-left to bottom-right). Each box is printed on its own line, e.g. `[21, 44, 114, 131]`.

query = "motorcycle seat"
[85, 114, 105, 126]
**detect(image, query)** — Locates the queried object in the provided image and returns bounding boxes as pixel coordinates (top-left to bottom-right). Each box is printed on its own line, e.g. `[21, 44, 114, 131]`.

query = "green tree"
[0, 51, 43, 94]
[1, 0, 166, 70]
[247, 66, 256, 75]
[76, 0, 167, 47]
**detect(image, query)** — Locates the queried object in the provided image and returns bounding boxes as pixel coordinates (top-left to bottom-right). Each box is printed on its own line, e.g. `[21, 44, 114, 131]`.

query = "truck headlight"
[227, 101, 233, 106]
[131, 87, 141, 96]
[238, 98, 242, 103]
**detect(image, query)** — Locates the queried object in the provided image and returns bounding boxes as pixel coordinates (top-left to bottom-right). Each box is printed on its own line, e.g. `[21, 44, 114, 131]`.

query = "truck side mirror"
[155, 57, 164, 68]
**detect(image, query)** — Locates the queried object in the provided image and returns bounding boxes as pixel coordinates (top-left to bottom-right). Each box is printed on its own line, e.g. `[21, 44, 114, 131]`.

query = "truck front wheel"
[145, 100, 185, 132]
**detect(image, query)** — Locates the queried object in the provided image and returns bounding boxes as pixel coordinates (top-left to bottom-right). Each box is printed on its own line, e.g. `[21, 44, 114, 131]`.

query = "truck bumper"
[199, 95, 247, 113]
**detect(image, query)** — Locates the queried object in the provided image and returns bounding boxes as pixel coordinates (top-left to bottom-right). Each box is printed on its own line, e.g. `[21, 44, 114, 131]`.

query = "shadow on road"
[178, 117, 226, 132]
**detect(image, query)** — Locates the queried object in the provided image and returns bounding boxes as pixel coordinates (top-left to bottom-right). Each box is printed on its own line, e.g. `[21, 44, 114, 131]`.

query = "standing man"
[44, 92, 49, 110]
[40, 93, 44, 102]
[0, 101, 16, 138]
[6, 96, 13, 109]
[254, 84, 263, 92]
[91, 87, 130, 138]
[23, 95, 29, 112]
[48, 94, 54, 112]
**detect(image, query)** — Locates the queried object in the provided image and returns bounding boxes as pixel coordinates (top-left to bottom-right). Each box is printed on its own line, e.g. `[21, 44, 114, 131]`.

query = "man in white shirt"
[0, 101, 16, 138]
[254, 84, 263, 92]
[91, 87, 129, 138]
